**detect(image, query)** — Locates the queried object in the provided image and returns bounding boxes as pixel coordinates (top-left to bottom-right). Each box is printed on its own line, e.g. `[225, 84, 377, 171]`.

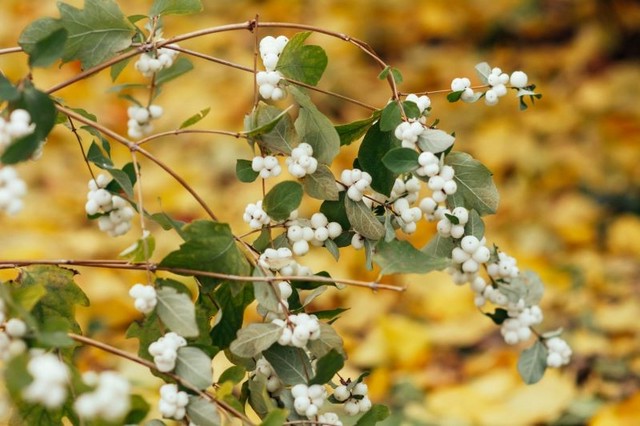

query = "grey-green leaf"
[175, 347, 213, 390]
[290, 86, 340, 164]
[307, 322, 345, 358]
[303, 164, 339, 201]
[246, 102, 298, 155]
[417, 128, 455, 153]
[335, 112, 380, 146]
[186, 396, 221, 426]
[445, 152, 499, 216]
[229, 323, 282, 358]
[58, 0, 135, 69]
[464, 209, 485, 239]
[156, 287, 198, 338]
[345, 198, 384, 241]
[263, 344, 312, 385]
[374, 238, 449, 275]
[18, 18, 68, 68]
[518, 340, 548, 384]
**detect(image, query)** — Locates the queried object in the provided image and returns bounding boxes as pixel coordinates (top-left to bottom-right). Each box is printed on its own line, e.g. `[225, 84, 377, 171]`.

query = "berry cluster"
[436, 206, 469, 239]
[255, 357, 283, 393]
[158, 383, 189, 420]
[85, 175, 135, 237]
[0, 166, 27, 215]
[128, 283, 158, 314]
[0, 109, 35, 151]
[415, 151, 440, 178]
[394, 120, 424, 149]
[291, 383, 327, 418]
[339, 168, 372, 202]
[393, 197, 422, 234]
[127, 104, 163, 139]
[390, 176, 421, 204]
[451, 235, 491, 275]
[257, 35, 289, 100]
[272, 312, 321, 348]
[134, 45, 179, 77]
[427, 164, 457, 203]
[148, 332, 187, 372]
[500, 305, 543, 345]
[251, 155, 282, 179]
[286, 212, 342, 256]
[74, 371, 131, 421]
[22, 351, 70, 409]
[258, 247, 294, 271]
[243, 200, 271, 230]
[487, 251, 519, 279]
[286, 143, 318, 178]
[451, 67, 531, 106]
[334, 382, 372, 416]
[0, 301, 28, 361]
[545, 336, 572, 368]
[318, 412, 343, 426]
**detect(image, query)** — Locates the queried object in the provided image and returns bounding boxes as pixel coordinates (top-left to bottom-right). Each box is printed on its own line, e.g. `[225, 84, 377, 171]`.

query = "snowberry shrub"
[0, 0, 562, 424]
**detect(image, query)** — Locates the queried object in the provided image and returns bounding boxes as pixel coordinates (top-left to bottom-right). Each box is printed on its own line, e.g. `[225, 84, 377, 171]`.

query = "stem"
[136, 128, 245, 147]
[0, 259, 405, 292]
[0, 46, 23, 55]
[68, 333, 256, 426]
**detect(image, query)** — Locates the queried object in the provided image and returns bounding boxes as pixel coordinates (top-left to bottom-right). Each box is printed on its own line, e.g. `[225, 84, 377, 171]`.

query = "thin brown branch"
[135, 128, 245, 147]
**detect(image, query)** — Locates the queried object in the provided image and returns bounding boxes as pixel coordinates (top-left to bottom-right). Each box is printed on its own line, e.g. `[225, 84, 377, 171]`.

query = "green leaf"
[58, 0, 135, 69]
[18, 18, 68, 68]
[244, 105, 293, 138]
[263, 344, 312, 385]
[160, 220, 251, 290]
[218, 365, 246, 385]
[148, 211, 186, 237]
[246, 102, 298, 155]
[303, 164, 339, 201]
[276, 32, 328, 86]
[248, 374, 277, 418]
[106, 166, 135, 199]
[0, 74, 20, 102]
[374, 239, 449, 275]
[126, 312, 163, 362]
[345, 198, 384, 241]
[110, 56, 132, 81]
[150, 0, 203, 16]
[378, 66, 403, 84]
[236, 159, 259, 183]
[156, 286, 199, 338]
[445, 152, 499, 216]
[290, 86, 340, 164]
[381, 147, 420, 174]
[180, 107, 210, 129]
[260, 409, 289, 426]
[309, 349, 344, 385]
[379, 101, 420, 132]
[417, 128, 455, 154]
[229, 323, 282, 358]
[355, 404, 391, 425]
[447, 90, 464, 102]
[87, 141, 113, 167]
[507, 270, 545, 306]
[119, 232, 156, 262]
[518, 340, 548, 384]
[464, 209, 485, 239]
[262, 181, 303, 221]
[175, 347, 213, 389]
[186, 395, 221, 426]
[124, 394, 151, 424]
[358, 120, 399, 196]
[210, 282, 254, 349]
[2, 84, 57, 164]
[155, 57, 194, 85]
[324, 237, 340, 261]
[11, 283, 47, 312]
[320, 192, 350, 230]
[307, 322, 345, 359]
[485, 308, 509, 325]
[253, 279, 282, 315]
[421, 233, 454, 265]
[335, 112, 380, 146]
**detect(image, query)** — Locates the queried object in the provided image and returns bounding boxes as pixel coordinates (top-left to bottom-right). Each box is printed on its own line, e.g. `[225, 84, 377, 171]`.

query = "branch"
[0, 259, 406, 292]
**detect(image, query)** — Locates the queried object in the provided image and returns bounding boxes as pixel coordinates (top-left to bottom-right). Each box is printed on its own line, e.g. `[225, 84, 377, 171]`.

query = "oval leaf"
[303, 164, 339, 201]
[263, 181, 303, 221]
[156, 287, 199, 338]
[374, 238, 449, 275]
[186, 395, 221, 426]
[345, 197, 384, 241]
[229, 323, 282, 358]
[517, 340, 548, 384]
[381, 147, 420, 173]
[445, 152, 499, 216]
[276, 32, 328, 86]
[417, 128, 455, 153]
[175, 347, 213, 390]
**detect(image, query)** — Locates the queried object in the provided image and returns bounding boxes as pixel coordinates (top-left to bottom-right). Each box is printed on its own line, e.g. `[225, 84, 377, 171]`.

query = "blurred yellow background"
[1, 0, 639, 425]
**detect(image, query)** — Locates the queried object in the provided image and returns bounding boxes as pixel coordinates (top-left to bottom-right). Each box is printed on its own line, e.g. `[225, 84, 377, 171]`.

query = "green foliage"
[290, 86, 340, 164]
[156, 286, 199, 338]
[180, 107, 210, 129]
[186, 395, 221, 426]
[263, 181, 304, 221]
[119, 232, 156, 262]
[229, 323, 282, 358]
[445, 151, 499, 216]
[260, 409, 289, 426]
[263, 344, 312, 385]
[345, 198, 384, 241]
[518, 340, 548, 384]
[18, 18, 68, 68]
[381, 147, 420, 174]
[309, 349, 344, 385]
[417, 128, 455, 153]
[374, 239, 449, 275]
[378, 66, 404, 84]
[358, 120, 399, 196]
[246, 103, 297, 154]
[464, 209, 485, 239]
[58, 0, 135, 69]
[150, 0, 203, 16]
[379, 101, 420, 132]
[303, 164, 340, 201]
[355, 404, 391, 425]
[276, 32, 328, 86]
[155, 57, 194, 85]
[335, 112, 380, 146]
[236, 159, 259, 183]
[175, 346, 213, 389]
